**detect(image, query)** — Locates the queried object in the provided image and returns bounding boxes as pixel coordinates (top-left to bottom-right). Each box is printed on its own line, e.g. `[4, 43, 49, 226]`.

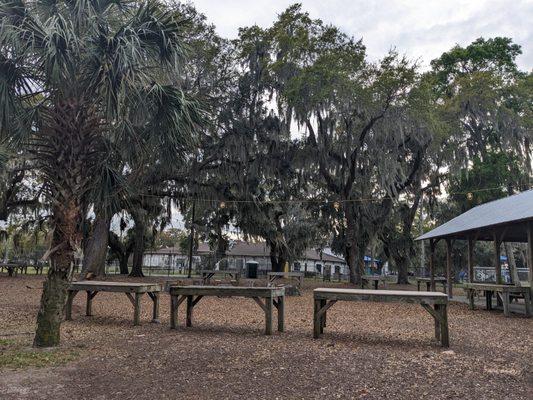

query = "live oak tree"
[0, 0, 200, 346]
[262, 5, 432, 283]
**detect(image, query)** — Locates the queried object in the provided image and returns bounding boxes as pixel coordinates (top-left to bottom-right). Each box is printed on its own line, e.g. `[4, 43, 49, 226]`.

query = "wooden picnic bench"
[267, 271, 304, 288]
[200, 270, 241, 285]
[463, 283, 532, 317]
[361, 275, 387, 290]
[65, 281, 162, 325]
[313, 288, 449, 347]
[0, 262, 27, 277]
[416, 277, 447, 293]
[169, 285, 285, 335]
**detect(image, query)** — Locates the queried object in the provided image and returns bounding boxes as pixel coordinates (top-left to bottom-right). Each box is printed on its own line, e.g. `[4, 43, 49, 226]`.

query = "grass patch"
[0, 338, 79, 369]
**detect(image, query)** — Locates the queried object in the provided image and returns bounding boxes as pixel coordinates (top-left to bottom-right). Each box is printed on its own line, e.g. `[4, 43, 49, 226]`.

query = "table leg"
[277, 296, 285, 332]
[265, 296, 273, 335]
[86, 291, 93, 316]
[440, 304, 449, 347]
[133, 292, 142, 326]
[151, 292, 160, 323]
[170, 295, 178, 329]
[374, 280, 378, 290]
[417, 281, 420, 291]
[485, 291, 491, 310]
[320, 299, 327, 331]
[186, 295, 193, 327]
[433, 304, 441, 341]
[524, 291, 532, 317]
[426, 282, 431, 291]
[313, 298, 322, 339]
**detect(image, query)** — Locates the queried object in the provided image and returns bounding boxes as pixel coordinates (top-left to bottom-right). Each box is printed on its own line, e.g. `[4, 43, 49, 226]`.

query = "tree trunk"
[345, 206, 365, 285]
[81, 211, 111, 279]
[108, 231, 130, 275]
[34, 199, 82, 347]
[395, 255, 410, 284]
[130, 209, 146, 277]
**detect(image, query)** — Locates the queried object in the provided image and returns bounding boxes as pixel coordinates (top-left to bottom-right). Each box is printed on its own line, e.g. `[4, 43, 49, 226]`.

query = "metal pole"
[187, 201, 196, 279]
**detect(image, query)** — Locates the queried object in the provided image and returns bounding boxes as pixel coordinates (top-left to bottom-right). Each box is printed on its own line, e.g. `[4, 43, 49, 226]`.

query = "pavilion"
[416, 189, 532, 315]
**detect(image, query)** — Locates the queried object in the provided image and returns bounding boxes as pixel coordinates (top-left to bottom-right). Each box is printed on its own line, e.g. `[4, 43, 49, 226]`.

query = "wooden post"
[527, 221, 533, 290]
[440, 304, 449, 347]
[133, 292, 141, 326]
[277, 296, 285, 332]
[186, 295, 193, 327]
[429, 239, 435, 291]
[170, 295, 176, 329]
[433, 303, 441, 341]
[313, 298, 321, 339]
[320, 299, 327, 331]
[445, 239, 453, 298]
[493, 231, 502, 284]
[86, 291, 93, 316]
[467, 237, 474, 283]
[151, 292, 160, 323]
[65, 290, 75, 320]
[265, 296, 273, 335]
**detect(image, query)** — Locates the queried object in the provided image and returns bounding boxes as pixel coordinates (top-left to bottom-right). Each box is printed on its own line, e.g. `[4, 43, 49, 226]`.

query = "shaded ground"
[0, 274, 532, 399]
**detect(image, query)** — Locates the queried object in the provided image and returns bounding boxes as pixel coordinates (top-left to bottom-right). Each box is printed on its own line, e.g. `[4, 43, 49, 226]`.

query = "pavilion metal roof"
[416, 189, 533, 242]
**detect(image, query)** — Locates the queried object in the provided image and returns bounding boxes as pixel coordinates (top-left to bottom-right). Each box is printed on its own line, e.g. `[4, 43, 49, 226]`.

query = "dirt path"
[1, 275, 532, 399]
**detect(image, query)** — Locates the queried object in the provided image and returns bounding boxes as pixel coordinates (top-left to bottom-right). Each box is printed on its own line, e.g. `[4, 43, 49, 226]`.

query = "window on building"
[293, 262, 301, 272]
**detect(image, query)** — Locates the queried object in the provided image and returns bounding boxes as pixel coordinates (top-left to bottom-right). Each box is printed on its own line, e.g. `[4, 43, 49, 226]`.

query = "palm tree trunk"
[130, 209, 146, 277]
[34, 199, 81, 347]
[81, 211, 111, 278]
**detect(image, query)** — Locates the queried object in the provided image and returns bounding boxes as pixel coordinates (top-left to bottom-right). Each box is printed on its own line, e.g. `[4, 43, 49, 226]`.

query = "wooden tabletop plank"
[416, 277, 447, 281]
[169, 285, 285, 297]
[314, 288, 448, 297]
[69, 281, 162, 292]
[462, 283, 530, 291]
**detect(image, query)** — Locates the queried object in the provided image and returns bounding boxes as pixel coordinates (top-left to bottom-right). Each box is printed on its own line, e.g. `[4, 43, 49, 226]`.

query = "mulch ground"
[0, 274, 532, 400]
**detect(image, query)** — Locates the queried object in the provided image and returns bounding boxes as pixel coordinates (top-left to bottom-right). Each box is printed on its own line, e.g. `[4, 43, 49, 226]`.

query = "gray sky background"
[192, 0, 532, 71]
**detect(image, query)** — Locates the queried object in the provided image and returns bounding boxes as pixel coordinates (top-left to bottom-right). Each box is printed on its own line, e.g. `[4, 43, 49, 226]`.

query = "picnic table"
[313, 288, 449, 347]
[169, 285, 285, 335]
[416, 277, 447, 293]
[463, 282, 531, 317]
[361, 275, 387, 290]
[0, 262, 27, 277]
[65, 281, 162, 325]
[267, 271, 304, 288]
[200, 269, 241, 285]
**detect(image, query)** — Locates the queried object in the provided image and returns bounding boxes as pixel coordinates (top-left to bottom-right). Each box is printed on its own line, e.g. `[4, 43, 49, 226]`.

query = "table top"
[416, 277, 447, 282]
[69, 280, 162, 292]
[462, 282, 530, 291]
[314, 288, 448, 298]
[200, 270, 240, 274]
[267, 272, 304, 276]
[169, 285, 285, 297]
[362, 275, 386, 280]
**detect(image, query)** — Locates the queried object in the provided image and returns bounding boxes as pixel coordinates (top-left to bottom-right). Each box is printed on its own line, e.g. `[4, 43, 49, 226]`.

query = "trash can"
[246, 261, 258, 279]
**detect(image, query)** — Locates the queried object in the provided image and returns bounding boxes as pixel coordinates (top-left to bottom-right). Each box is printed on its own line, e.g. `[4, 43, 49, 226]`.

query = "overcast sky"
[192, 0, 532, 71]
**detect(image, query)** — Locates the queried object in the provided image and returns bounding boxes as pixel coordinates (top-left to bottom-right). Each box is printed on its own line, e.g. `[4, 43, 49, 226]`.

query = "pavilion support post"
[445, 239, 453, 298]
[429, 239, 435, 291]
[493, 231, 502, 285]
[527, 221, 533, 290]
[467, 237, 474, 283]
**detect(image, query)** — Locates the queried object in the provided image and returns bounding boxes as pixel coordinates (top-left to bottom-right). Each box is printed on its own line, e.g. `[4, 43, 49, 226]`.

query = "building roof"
[416, 189, 533, 242]
[145, 241, 346, 264]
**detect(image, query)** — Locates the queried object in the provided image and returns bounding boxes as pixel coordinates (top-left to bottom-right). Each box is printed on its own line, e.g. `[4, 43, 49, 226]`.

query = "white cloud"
[191, 0, 533, 70]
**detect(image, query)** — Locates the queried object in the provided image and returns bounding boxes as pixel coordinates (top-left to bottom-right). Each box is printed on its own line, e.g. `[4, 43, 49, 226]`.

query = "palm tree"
[0, 0, 202, 347]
